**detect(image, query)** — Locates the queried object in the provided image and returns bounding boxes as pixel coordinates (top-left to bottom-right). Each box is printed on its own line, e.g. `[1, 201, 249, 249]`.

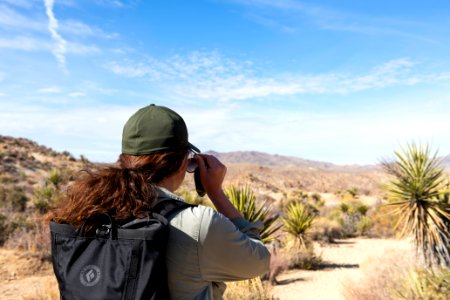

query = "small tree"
[225, 185, 280, 244]
[282, 201, 315, 249]
[382, 143, 450, 267]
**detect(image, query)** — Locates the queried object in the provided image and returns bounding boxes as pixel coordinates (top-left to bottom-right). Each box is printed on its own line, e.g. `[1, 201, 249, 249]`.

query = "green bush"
[382, 143, 450, 267]
[282, 201, 315, 249]
[357, 216, 372, 236]
[310, 217, 343, 243]
[0, 185, 28, 212]
[48, 169, 63, 187]
[33, 185, 55, 213]
[80, 155, 90, 164]
[225, 185, 281, 244]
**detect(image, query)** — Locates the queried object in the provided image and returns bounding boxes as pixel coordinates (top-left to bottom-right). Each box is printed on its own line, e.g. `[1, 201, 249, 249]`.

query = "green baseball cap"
[122, 104, 200, 155]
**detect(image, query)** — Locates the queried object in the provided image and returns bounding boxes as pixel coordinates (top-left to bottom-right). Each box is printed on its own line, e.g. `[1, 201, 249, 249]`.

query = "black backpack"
[50, 200, 193, 300]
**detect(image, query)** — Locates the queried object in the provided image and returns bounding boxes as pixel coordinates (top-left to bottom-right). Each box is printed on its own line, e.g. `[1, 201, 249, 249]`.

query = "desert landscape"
[0, 135, 448, 299]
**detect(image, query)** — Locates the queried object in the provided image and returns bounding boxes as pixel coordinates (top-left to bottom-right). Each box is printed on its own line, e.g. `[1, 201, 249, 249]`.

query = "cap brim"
[188, 142, 201, 153]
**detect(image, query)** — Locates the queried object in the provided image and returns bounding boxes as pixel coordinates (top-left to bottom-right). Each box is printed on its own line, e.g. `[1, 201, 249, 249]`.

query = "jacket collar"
[155, 186, 186, 203]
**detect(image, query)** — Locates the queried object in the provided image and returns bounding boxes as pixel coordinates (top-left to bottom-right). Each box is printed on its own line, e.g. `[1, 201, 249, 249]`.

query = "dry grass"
[20, 276, 59, 300]
[224, 278, 274, 300]
[342, 248, 449, 300]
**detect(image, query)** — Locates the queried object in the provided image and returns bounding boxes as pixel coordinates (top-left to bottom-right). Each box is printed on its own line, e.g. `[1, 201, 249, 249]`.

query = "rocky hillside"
[0, 136, 89, 199]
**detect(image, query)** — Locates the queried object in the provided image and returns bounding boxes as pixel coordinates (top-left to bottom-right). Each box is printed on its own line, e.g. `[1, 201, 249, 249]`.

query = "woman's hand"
[194, 154, 242, 219]
[195, 154, 226, 199]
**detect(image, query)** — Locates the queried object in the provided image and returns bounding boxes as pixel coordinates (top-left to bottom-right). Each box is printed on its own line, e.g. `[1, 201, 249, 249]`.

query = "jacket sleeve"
[197, 207, 271, 282]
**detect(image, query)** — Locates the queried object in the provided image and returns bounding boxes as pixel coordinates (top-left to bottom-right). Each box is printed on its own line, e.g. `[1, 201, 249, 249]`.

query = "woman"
[50, 104, 270, 299]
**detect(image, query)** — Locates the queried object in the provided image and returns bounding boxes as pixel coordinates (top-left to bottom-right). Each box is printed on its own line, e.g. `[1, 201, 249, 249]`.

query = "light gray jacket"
[156, 188, 270, 300]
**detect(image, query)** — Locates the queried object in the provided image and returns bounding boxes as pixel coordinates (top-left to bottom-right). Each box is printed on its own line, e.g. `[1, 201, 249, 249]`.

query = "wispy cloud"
[0, 4, 118, 39]
[106, 52, 449, 101]
[37, 86, 62, 93]
[94, 0, 140, 8]
[0, 36, 100, 54]
[68, 92, 86, 97]
[0, 36, 49, 51]
[60, 20, 119, 39]
[44, 0, 67, 72]
[0, 4, 46, 31]
[225, 0, 435, 41]
[2, 0, 36, 9]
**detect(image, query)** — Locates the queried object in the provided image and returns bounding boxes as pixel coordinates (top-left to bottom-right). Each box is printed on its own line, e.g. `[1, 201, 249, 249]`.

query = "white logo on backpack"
[80, 265, 101, 287]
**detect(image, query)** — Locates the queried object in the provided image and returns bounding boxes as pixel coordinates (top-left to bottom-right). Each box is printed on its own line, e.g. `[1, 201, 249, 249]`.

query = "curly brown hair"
[49, 150, 187, 228]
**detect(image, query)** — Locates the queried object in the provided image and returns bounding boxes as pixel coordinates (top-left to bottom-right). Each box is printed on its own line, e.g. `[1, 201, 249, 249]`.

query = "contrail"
[44, 0, 67, 72]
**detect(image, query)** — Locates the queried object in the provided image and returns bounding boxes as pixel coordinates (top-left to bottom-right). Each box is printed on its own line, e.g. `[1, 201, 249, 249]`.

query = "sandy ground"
[0, 249, 58, 300]
[271, 238, 413, 300]
[0, 238, 413, 300]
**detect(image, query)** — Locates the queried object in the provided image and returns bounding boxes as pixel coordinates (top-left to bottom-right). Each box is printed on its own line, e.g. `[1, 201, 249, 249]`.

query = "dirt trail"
[271, 238, 413, 300]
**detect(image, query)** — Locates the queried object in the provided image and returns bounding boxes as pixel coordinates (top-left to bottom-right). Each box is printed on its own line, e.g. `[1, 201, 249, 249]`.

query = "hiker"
[49, 104, 270, 299]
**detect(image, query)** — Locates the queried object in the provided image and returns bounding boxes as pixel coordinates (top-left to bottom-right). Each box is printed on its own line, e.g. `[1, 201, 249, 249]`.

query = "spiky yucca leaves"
[382, 143, 450, 267]
[225, 185, 280, 244]
[282, 201, 315, 249]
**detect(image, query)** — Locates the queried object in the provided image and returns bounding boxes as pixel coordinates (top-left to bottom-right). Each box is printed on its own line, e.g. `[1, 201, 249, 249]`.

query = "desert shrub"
[312, 193, 325, 207]
[338, 213, 359, 237]
[395, 268, 450, 299]
[382, 143, 450, 267]
[286, 246, 322, 270]
[62, 150, 76, 161]
[356, 216, 371, 236]
[48, 168, 63, 187]
[355, 203, 369, 215]
[225, 185, 281, 244]
[5, 219, 51, 256]
[332, 200, 372, 238]
[366, 205, 397, 238]
[282, 201, 315, 249]
[224, 277, 274, 300]
[340, 202, 350, 213]
[310, 217, 343, 243]
[347, 187, 360, 198]
[0, 185, 28, 212]
[33, 185, 57, 213]
[80, 154, 90, 164]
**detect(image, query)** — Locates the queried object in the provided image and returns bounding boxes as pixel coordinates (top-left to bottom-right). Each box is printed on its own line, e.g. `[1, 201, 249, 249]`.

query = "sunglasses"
[186, 150, 198, 173]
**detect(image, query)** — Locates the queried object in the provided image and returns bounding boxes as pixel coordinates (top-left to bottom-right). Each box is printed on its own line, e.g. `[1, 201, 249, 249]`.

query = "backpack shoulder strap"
[119, 200, 196, 230]
[152, 199, 196, 220]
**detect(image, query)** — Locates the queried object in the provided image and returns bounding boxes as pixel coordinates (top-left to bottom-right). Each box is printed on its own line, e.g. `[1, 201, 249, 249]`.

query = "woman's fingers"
[194, 154, 227, 197]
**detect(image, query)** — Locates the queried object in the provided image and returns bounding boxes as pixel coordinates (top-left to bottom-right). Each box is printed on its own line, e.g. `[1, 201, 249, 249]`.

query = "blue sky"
[1, 0, 450, 164]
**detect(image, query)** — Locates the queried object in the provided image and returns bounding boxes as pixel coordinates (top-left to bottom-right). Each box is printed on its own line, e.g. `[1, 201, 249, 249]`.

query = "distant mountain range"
[207, 150, 450, 172]
[206, 150, 379, 172]
[442, 155, 450, 170]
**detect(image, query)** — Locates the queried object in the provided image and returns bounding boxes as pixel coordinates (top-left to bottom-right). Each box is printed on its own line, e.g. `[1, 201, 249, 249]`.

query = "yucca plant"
[382, 143, 450, 267]
[225, 185, 281, 244]
[282, 201, 315, 249]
